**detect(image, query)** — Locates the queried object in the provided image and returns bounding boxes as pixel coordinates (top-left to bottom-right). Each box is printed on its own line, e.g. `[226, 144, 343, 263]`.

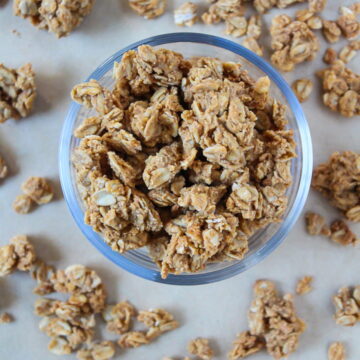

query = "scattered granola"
[0, 312, 13, 324]
[323, 48, 338, 64]
[13, 194, 33, 214]
[312, 152, 360, 220]
[0, 155, 8, 179]
[21, 176, 54, 205]
[129, 0, 166, 19]
[337, 6, 360, 40]
[270, 14, 320, 71]
[228, 331, 264, 359]
[188, 337, 214, 360]
[333, 286, 360, 326]
[328, 342, 346, 360]
[71, 45, 296, 278]
[102, 301, 136, 334]
[174, 2, 198, 27]
[322, 20, 342, 43]
[292, 78, 313, 103]
[76, 341, 116, 360]
[330, 220, 358, 246]
[0, 63, 36, 123]
[305, 212, 331, 236]
[295, 9, 323, 30]
[13, 0, 95, 38]
[253, 0, 305, 14]
[229, 280, 306, 359]
[309, 0, 327, 13]
[296, 276, 313, 295]
[118, 331, 149, 348]
[339, 40, 360, 63]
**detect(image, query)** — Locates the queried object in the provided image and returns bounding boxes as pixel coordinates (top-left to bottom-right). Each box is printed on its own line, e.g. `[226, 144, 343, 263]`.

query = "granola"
[305, 212, 331, 236]
[323, 48, 338, 64]
[270, 14, 320, 71]
[71, 45, 296, 278]
[296, 276, 313, 295]
[337, 6, 360, 40]
[13, 194, 33, 214]
[323, 21, 342, 43]
[292, 78, 313, 103]
[339, 40, 360, 63]
[174, 2, 198, 27]
[188, 338, 214, 360]
[242, 37, 264, 56]
[309, 0, 327, 12]
[253, 0, 305, 13]
[333, 286, 360, 326]
[129, 0, 166, 19]
[330, 220, 358, 246]
[0, 155, 8, 178]
[0, 312, 13, 324]
[76, 341, 116, 360]
[118, 331, 149, 348]
[312, 151, 360, 219]
[328, 342, 346, 360]
[0, 63, 36, 123]
[13, 0, 95, 38]
[21, 176, 54, 205]
[230, 280, 305, 359]
[102, 301, 136, 334]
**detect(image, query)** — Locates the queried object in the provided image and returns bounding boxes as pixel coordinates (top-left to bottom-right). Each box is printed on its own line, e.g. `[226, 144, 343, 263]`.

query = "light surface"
[0, 1, 359, 359]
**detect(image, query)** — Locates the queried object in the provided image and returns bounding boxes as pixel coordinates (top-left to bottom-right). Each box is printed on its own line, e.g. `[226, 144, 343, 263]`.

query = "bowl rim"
[59, 32, 313, 286]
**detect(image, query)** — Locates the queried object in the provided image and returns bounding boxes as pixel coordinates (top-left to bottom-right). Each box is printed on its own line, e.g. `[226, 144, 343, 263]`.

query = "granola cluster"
[317, 60, 360, 117]
[270, 14, 320, 71]
[129, 0, 166, 19]
[253, 0, 305, 14]
[0, 63, 36, 123]
[188, 337, 214, 360]
[229, 280, 306, 359]
[291, 78, 313, 103]
[312, 152, 360, 221]
[328, 342, 346, 360]
[295, 275, 313, 295]
[333, 286, 360, 326]
[0, 155, 8, 179]
[13, 176, 54, 214]
[174, 2, 198, 27]
[71, 45, 296, 278]
[13, 0, 95, 38]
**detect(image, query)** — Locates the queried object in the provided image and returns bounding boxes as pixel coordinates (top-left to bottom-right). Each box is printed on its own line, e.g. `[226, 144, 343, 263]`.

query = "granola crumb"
[305, 212, 331, 237]
[292, 78, 313, 103]
[0, 312, 13, 324]
[13, 0, 95, 38]
[174, 2, 198, 27]
[0, 63, 36, 123]
[296, 276, 314, 295]
[330, 220, 358, 246]
[188, 338, 214, 360]
[333, 286, 360, 326]
[228, 331, 263, 359]
[312, 152, 360, 218]
[118, 331, 149, 348]
[76, 341, 116, 360]
[21, 176, 54, 205]
[323, 48, 338, 64]
[0, 155, 8, 179]
[13, 194, 33, 214]
[338, 40, 360, 64]
[328, 342, 346, 360]
[129, 0, 166, 19]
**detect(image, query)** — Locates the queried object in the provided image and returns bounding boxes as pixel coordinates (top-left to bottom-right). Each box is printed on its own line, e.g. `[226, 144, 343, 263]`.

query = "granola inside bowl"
[59, 33, 312, 285]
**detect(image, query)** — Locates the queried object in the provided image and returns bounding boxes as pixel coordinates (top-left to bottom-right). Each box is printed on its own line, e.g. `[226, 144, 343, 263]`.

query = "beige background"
[0, 0, 360, 359]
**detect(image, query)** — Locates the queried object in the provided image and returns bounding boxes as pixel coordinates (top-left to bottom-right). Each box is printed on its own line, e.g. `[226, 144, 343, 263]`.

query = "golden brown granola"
[174, 2, 198, 27]
[0, 63, 36, 123]
[229, 280, 305, 359]
[339, 40, 360, 63]
[317, 60, 360, 117]
[202, 0, 245, 25]
[309, 0, 327, 12]
[328, 342, 346, 360]
[291, 78, 313, 103]
[330, 220, 358, 246]
[225, 15, 248, 37]
[323, 48, 338, 64]
[305, 212, 331, 236]
[188, 337, 214, 360]
[102, 301, 136, 334]
[13, 0, 95, 38]
[270, 14, 320, 72]
[253, 0, 305, 13]
[333, 286, 360, 326]
[323, 20, 342, 43]
[118, 331, 149, 348]
[228, 331, 264, 359]
[13, 194, 33, 214]
[242, 37, 264, 56]
[295, 9, 322, 30]
[76, 341, 116, 360]
[0, 312, 13, 324]
[312, 151, 360, 219]
[296, 276, 313, 295]
[21, 176, 54, 205]
[129, 0, 166, 19]
[337, 6, 360, 40]
[0, 155, 8, 179]
[71, 45, 296, 278]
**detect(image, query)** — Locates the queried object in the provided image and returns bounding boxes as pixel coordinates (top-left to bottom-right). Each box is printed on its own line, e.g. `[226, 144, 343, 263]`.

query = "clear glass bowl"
[59, 33, 313, 285]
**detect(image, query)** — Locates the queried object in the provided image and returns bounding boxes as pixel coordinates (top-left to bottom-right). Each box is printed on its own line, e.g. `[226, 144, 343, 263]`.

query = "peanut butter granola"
[0, 63, 36, 123]
[312, 151, 360, 221]
[71, 45, 297, 278]
[229, 280, 306, 359]
[270, 14, 320, 72]
[333, 286, 360, 326]
[13, 0, 95, 38]
[317, 60, 360, 117]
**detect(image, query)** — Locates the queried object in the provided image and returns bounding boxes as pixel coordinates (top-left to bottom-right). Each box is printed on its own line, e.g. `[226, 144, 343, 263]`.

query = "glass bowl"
[59, 32, 313, 285]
